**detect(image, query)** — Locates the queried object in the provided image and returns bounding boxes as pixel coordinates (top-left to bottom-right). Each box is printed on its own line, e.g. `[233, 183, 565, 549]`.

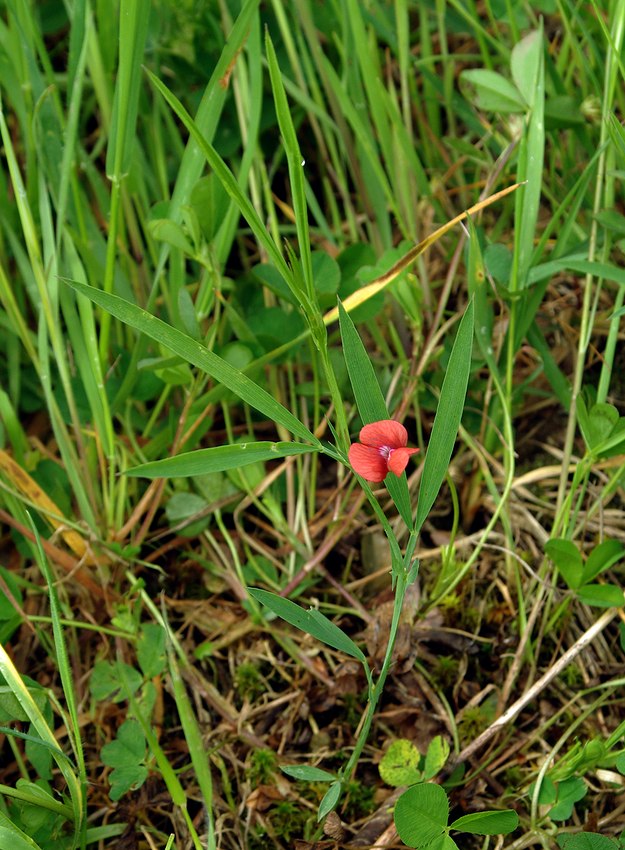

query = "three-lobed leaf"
[100, 719, 148, 801]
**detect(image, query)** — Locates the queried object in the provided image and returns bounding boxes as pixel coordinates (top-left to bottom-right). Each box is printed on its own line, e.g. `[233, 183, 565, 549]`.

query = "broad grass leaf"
[511, 30, 542, 110]
[415, 300, 474, 534]
[63, 280, 318, 445]
[281, 765, 336, 782]
[449, 809, 519, 835]
[394, 783, 449, 847]
[338, 300, 413, 527]
[248, 589, 367, 664]
[127, 442, 317, 479]
[105, 0, 150, 179]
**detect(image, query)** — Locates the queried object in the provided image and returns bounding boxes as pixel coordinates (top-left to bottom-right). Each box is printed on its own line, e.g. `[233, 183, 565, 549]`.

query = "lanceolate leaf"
[415, 300, 474, 534]
[338, 300, 413, 527]
[64, 279, 318, 445]
[318, 781, 342, 821]
[127, 442, 317, 478]
[248, 589, 367, 664]
[281, 765, 336, 782]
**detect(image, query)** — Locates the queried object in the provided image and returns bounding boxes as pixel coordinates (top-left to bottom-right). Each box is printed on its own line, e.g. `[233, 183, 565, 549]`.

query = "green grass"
[1, 1, 625, 848]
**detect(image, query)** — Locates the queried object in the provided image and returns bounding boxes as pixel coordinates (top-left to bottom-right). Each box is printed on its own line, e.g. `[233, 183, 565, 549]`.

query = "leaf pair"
[545, 538, 625, 608]
[339, 299, 475, 534]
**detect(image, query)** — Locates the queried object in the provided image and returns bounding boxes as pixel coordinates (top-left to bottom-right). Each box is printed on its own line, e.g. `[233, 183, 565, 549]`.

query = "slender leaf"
[415, 301, 474, 533]
[248, 589, 367, 664]
[338, 300, 413, 526]
[318, 781, 342, 821]
[106, 0, 150, 179]
[127, 442, 318, 478]
[281, 765, 336, 782]
[63, 279, 319, 445]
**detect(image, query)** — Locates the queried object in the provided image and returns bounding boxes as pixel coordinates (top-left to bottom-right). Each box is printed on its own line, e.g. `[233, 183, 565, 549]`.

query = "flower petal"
[359, 420, 408, 450]
[348, 443, 388, 482]
[387, 446, 419, 477]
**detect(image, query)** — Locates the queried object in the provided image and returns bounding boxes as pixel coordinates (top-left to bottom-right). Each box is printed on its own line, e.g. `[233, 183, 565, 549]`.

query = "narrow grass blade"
[105, 0, 150, 180]
[510, 26, 545, 291]
[265, 32, 314, 306]
[145, 68, 296, 299]
[27, 515, 86, 842]
[415, 300, 475, 534]
[165, 635, 216, 850]
[65, 279, 319, 445]
[0, 645, 83, 842]
[338, 301, 413, 527]
[127, 442, 318, 478]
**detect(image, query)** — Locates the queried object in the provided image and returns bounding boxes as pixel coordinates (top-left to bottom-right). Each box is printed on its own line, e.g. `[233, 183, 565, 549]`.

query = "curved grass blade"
[64, 279, 319, 446]
[145, 67, 297, 303]
[324, 184, 521, 323]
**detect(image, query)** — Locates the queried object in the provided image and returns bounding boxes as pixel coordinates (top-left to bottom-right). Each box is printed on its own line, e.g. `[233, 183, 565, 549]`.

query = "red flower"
[348, 420, 419, 483]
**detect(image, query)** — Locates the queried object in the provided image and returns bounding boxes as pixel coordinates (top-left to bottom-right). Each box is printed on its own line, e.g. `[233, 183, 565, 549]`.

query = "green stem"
[340, 530, 417, 782]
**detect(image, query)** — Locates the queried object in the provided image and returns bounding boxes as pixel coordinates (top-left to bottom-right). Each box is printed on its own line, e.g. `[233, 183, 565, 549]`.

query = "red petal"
[348, 443, 388, 482]
[387, 446, 419, 477]
[359, 420, 407, 450]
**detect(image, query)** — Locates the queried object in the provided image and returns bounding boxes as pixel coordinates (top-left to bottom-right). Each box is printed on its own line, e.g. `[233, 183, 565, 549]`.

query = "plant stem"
[340, 530, 417, 782]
